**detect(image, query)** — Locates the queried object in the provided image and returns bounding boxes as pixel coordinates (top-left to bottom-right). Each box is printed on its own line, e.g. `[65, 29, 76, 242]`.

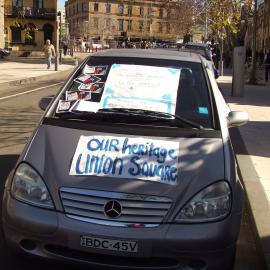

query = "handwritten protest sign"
[101, 64, 180, 114]
[70, 135, 179, 185]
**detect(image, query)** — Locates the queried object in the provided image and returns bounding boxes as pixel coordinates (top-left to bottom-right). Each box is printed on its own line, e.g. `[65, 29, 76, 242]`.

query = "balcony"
[4, 5, 56, 20]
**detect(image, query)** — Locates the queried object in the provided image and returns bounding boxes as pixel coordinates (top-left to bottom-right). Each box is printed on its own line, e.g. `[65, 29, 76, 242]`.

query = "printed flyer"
[100, 64, 181, 114]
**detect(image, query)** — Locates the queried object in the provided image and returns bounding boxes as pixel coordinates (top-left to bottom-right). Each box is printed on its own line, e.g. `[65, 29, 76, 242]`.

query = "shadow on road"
[0, 154, 19, 201]
[0, 107, 42, 152]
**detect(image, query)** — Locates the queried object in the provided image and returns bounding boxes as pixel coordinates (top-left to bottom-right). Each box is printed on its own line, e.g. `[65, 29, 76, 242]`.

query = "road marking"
[0, 82, 64, 101]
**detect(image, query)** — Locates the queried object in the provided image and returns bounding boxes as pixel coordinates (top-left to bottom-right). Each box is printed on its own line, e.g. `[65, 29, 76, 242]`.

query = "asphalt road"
[0, 77, 263, 270]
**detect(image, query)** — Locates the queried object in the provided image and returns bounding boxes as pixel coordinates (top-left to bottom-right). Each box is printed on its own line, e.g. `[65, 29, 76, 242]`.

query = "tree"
[164, 0, 253, 49]
[163, 0, 197, 38]
[11, 6, 38, 41]
[206, 0, 253, 49]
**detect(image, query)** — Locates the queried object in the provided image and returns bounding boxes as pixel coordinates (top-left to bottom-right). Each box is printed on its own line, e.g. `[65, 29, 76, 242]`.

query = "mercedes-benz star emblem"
[104, 200, 122, 218]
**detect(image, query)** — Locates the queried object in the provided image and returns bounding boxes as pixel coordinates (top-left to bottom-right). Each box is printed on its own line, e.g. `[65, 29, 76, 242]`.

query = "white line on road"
[0, 82, 64, 101]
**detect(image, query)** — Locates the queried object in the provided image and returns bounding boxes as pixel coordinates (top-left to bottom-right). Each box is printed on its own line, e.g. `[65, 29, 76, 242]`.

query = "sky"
[60, 0, 65, 8]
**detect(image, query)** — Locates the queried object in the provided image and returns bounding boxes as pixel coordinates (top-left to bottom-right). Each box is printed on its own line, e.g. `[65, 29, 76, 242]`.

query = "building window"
[147, 21, 151, 32]
[33, 0, 44, 9]
[12, 0, 23, 7]
[158, 22, 163, 33]
[118, 4, 124, 15]
[138, 21, 144, 32]
[167, 23, 171, 33]
[105, 18, 111, 28]
[11, 26, 21, 43]
[94, 17, 99, 29]
[127, 20, 132, 31]
[147, 7, 152, 18]
[105, 3, 111, 13]
[159, 9, 163, 18]
[127, 5, 132, 16]
[139, 7, 144, 17]
[24, 23, 36, 45]
[82, 2, 88, 12]
[73, 5, 75, 15]
[94, 3, 99, 12]
[118, 19, 123, 31]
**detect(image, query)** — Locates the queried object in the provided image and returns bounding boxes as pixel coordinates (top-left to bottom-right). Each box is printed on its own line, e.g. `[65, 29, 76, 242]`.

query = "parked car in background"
[181, 46, 219, 79]
[0, 48, 10, 59]
[184, 42, 211, 51]
[2, 49, 248, 270]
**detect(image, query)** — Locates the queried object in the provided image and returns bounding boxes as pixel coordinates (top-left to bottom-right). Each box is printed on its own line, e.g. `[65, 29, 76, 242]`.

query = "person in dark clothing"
[264, 49, 270, 82]
[246, 47, 252, 66]
[259, 50, 264, 67]
[63, 42, 68, 56]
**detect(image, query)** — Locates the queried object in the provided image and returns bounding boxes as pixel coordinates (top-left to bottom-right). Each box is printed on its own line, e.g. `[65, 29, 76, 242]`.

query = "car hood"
[23, 124, 225, 211]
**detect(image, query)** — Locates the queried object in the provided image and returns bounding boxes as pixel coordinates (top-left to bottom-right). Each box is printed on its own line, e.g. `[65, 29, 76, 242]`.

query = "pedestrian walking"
[63, 41, 68, 56]
[264, 49, 270, 82]
[43, 39, 55, 69]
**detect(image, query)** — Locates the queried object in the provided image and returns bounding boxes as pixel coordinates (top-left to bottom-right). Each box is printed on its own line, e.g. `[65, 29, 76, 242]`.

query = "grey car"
[2, 49, 249, 270]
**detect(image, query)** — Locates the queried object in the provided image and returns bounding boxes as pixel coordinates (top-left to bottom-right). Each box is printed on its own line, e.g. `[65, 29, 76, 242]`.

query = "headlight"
[11, 163, 54, 209]
[175, 181, 231, 223]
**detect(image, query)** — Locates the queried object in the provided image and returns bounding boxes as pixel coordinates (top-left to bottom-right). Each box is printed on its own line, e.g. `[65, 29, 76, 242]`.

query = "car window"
[53, 57, 213, 128]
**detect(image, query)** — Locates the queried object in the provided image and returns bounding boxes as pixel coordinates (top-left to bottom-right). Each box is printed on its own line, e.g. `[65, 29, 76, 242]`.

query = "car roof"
[180, 48, 212, 61]
[90, 49, 202, 63]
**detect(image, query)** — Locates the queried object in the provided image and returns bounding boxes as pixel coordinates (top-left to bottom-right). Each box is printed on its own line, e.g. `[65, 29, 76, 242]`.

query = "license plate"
[80, 235, 138, 253]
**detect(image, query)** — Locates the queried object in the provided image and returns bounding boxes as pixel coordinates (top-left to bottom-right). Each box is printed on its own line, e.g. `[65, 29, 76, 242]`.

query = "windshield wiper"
[56, 111, 95, 119]
[99, 108, 203, 129]
[56, 108, 203, 129]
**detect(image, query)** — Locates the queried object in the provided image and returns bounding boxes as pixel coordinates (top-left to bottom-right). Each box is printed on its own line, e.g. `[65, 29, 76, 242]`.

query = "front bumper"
[2, 190, 241, 270]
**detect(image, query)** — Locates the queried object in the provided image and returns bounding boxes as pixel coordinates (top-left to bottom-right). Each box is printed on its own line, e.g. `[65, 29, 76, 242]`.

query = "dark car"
[2, 49, 249, 270]
[182, 45, 219, 79]
[0, 48, 10, 59]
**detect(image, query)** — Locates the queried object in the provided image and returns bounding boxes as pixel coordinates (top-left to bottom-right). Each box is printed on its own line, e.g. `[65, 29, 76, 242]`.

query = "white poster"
[100, 64, 181, 114]
[70, 135, 179, 185]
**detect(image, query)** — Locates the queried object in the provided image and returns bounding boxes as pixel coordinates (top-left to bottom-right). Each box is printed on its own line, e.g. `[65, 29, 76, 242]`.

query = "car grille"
[60, 188, 172, 226]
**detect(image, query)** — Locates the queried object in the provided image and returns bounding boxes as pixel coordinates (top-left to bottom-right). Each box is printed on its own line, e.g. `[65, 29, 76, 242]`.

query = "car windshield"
[53, 56, 213, 128]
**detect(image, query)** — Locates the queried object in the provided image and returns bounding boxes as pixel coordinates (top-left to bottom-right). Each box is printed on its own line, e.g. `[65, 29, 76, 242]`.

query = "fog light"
[20, 239, 37, 251]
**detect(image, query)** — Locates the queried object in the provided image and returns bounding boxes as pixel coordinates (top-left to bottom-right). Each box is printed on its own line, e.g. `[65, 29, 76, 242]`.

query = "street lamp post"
[59, 11, 62, 65]
[55, 2, 59, 71]
[249, 0, 258, 84]
[205, 0, 208, 41]
[220, 10, 224, 76]
[0, 0, 4, 49]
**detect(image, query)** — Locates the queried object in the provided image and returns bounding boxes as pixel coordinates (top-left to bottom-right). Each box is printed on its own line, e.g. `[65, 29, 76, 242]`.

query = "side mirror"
[39, 95, 54, 111]
[227, 111, 249, 128]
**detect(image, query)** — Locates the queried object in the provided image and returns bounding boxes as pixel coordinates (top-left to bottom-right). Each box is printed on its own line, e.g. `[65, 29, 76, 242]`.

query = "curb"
[230, 125, 269, 270]
[0, 67, 74, 90]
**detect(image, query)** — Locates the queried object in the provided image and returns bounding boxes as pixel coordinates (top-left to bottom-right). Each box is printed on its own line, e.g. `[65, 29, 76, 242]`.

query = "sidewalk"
[0, 52, 93, 88]
[217, 71, 270, 269]
[0, 61, 74, 86]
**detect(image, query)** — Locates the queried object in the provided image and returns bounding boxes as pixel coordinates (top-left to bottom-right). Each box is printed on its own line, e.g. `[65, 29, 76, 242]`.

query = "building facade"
[4, 0, 57, 51]
[65, 0, 176, 46]
[245, 0, 270, 52]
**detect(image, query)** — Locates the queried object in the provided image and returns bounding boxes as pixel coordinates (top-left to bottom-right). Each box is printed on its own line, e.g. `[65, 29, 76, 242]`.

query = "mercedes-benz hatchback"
[2, 49, 248, 270]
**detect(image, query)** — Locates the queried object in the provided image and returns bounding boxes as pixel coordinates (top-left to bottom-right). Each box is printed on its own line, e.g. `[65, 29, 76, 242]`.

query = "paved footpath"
[0, 51, 93, 87]
[0, 61, 74, 85]
[218, 72, 270, 269]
